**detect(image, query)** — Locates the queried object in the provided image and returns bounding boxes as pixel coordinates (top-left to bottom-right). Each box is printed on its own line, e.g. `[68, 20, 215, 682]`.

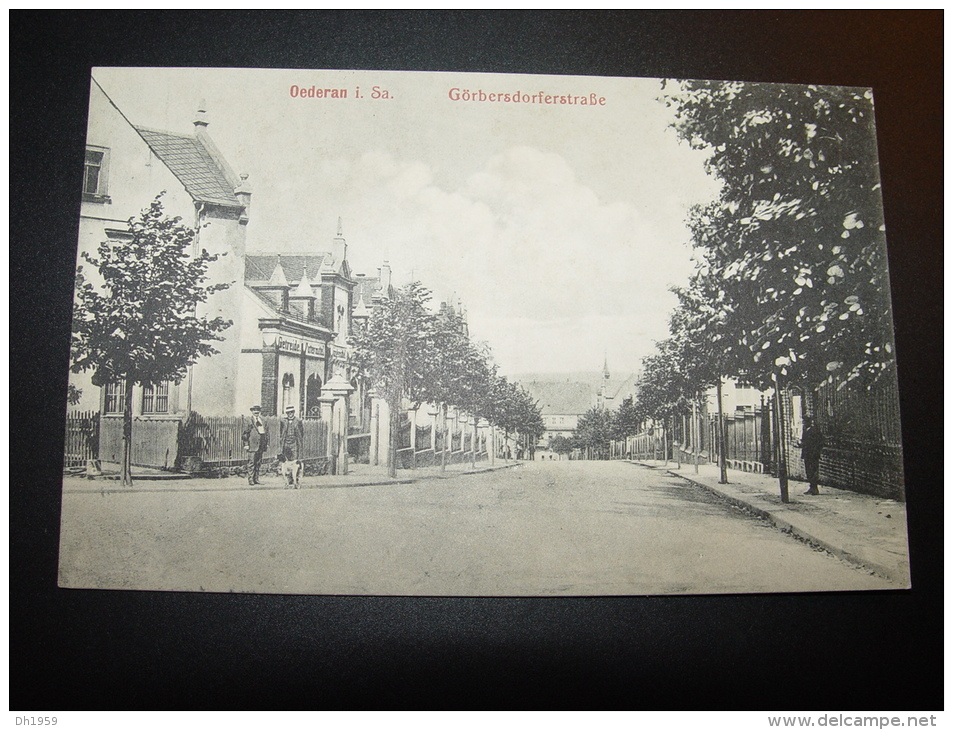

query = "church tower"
[598, 354, 610, 409]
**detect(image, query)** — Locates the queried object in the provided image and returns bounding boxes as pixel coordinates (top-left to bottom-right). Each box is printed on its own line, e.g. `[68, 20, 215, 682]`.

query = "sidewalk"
[629, 459, 911, 586]
[62, 458, 523, 494]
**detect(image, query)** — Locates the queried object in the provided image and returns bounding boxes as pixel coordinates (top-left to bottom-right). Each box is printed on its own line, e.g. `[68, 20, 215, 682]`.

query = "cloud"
[250, 145, 699, 372]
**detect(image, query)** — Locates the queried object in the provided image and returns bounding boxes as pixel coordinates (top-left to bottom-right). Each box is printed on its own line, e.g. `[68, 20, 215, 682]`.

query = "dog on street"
[276, 453, 303, 489]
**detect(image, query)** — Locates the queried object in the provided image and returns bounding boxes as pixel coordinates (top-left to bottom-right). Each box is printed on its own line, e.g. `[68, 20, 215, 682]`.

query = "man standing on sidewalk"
[799, 416, 824, 496]
[280, 404, 304, 461]
[242, 405, 269, 485]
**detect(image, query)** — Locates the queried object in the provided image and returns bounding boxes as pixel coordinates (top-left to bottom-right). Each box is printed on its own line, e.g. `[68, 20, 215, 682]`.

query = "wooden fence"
[179, 414, 329, 468]
[708, 407, 769, 473]
[73, 413, 329, 473]
[63, 411, 100, 468]
[98, 416, 180, 470]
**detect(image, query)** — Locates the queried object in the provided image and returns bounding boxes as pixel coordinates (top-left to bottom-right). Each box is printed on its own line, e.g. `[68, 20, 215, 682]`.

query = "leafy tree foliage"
[610, 395, 643, 441]
[548, 434, 574, 455]
[635, 338, 696, 425]
[352, 284, 544, 473]
[350, 281, 436, 476]
[571, 406, 614, 459]
[665, 79, 895, 389]
[67, 383, 83, 406]
[70, 194, 232, 484]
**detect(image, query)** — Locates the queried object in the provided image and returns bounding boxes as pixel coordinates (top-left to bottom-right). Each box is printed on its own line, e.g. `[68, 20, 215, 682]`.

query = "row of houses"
[68, 78, 503, 473]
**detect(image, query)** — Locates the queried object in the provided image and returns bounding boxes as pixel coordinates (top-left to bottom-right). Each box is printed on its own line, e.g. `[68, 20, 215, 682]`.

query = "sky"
[91, 67, 721, 378]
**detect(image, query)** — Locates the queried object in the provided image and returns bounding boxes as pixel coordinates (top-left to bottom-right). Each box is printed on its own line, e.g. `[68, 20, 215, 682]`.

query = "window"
[142, 382, 170, 414]
[104, 381, 126, 414]
[83, 146, 110, 201]
[281, 373, 295, 412]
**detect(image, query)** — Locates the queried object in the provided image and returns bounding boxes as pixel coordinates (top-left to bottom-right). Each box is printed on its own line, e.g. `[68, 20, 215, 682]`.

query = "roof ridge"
[134, 124, 192, 138]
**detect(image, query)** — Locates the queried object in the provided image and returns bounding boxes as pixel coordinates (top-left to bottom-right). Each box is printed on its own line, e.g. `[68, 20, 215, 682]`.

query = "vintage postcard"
[60, 68, 909, 595]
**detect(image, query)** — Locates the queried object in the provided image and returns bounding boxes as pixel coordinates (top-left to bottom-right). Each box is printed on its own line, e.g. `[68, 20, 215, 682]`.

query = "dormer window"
[83, 146, 110, 202]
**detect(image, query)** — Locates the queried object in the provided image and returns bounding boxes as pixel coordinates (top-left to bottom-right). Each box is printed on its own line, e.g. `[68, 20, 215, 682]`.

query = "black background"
[10, 11, 943, 710]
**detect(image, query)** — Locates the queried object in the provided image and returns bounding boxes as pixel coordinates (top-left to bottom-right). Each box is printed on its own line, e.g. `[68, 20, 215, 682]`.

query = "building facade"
[71, 79, 251, 421]
[70, 80, 374, 425]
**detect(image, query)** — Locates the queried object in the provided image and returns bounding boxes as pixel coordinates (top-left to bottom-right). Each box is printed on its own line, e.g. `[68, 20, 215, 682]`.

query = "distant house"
[525, 381, 592, 450]
[518, 362, 639, 456]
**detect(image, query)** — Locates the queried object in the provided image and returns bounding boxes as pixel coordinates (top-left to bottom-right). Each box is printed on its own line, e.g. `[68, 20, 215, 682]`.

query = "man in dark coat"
[799, 416, 824, 496]
[242, 405, 269, 485]
[279, 404, 304, 461]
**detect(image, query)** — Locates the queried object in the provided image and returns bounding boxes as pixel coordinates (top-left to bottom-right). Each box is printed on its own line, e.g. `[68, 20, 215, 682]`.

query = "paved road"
[58, 460, 892, 595]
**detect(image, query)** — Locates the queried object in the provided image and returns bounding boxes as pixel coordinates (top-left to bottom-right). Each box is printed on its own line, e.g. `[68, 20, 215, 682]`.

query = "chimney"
[235, 173, 251, 224]
[193, 100, 209, 133]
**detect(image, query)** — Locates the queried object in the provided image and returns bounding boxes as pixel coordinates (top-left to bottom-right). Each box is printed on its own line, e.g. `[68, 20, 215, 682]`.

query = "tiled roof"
[245, 255, 327, 284]
[608, 373, 639, 402]
[520, 381, 594, 416]
[246, 286, 326, 329]
[247, 286, 283, 313]
[353, 275, 383, 302]
[136, 127, 241, 207]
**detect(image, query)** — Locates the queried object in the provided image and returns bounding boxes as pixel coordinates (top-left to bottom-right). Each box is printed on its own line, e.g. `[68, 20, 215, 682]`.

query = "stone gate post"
[321, 375, 354, 475]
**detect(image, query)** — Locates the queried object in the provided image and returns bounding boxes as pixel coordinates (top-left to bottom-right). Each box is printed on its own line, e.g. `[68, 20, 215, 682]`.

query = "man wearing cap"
[242, 405, 269, 485]
[279, 404, 304, 461]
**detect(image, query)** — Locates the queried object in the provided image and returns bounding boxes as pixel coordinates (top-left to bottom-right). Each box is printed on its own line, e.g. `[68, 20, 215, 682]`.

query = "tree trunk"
[388, 396, 399, 479]
[410, 406, 417, 470]
[471, 419, 478, 469]
[675, 416, 681, 469]
[441, 403, 448, 473]
[717, 378, 728, 484]
[693, 399, 699, 474]
[120, 376, 134, 487]
[772, 374, 790, 503]
[662, 418, 669, 467]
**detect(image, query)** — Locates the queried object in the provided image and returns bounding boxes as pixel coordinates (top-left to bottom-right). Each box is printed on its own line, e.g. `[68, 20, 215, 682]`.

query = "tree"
[489, 376, 543, 456]
[571, 406, 614, 460]
[454, 341, 494, 468]
[506, 383, 544, 458]
[669, 272, 746, 483]
[67, 383, 83, 406]
[70, 194, 232, 485]
[423, 307, 474, 471]
[610, 395, 642, 442]
[664, 80, 895, 390]
[636, 338, 694, 426]
[549, 434, 574, 456]
[350, 281, 437, 477]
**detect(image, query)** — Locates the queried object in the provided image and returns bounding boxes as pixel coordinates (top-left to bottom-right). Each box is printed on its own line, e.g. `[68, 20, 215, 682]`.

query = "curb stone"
[657, 466, 907, 585]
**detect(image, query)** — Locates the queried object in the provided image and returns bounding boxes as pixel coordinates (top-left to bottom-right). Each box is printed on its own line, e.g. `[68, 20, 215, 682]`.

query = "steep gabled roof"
[608, 372, 639, 402]
[520, 380, 594, 416]
[245, 255, 328, 284]
[135, 126, 241, 208]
